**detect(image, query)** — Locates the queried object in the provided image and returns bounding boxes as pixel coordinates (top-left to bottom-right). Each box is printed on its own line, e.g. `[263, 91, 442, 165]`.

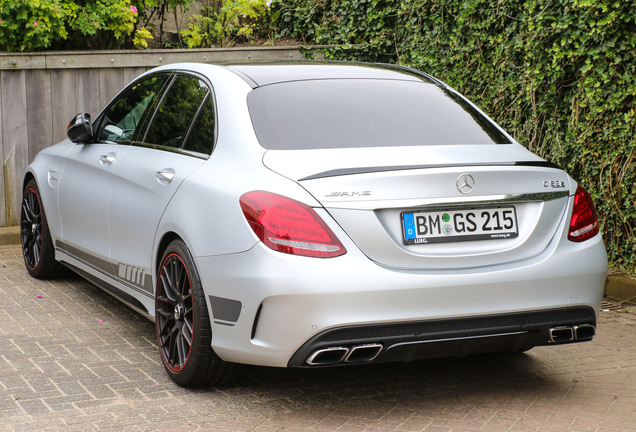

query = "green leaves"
[273, 0, 399, 62]
[181, 0, 271, 48]
[0, 0, 144, 51]
[0, 0, 68, 51]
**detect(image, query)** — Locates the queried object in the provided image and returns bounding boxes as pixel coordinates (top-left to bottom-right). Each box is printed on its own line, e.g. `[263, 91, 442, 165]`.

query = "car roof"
[223, 62, 437, 88]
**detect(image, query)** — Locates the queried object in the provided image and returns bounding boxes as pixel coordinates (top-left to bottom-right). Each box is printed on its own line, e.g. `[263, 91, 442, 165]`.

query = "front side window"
[144, 75, 211, 149]
[97, 74, 169, 143]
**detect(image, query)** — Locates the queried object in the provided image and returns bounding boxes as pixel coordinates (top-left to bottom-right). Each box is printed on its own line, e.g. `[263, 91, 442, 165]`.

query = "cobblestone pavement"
[1, 244, 635, 432]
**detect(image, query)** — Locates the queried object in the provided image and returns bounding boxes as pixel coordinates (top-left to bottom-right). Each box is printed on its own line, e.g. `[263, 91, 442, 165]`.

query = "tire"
[155, 239, 239, 387]
[21, 179, 66, 279]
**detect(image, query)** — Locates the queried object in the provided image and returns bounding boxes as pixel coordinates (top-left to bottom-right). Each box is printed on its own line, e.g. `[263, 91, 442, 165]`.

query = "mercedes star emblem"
[456, 173, 475, 194]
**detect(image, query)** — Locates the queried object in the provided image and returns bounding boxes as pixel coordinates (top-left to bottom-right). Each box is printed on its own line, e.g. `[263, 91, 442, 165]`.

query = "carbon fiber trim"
[317, 308, 594, 342]
[299, 161, 561, 181]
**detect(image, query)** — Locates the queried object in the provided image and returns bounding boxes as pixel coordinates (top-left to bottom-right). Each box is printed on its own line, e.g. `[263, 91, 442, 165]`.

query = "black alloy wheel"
[155, 239, 238, 387]
[20, 179, 66, 279]
[21, 185, 43, 271]
[157, 252, 194, 372]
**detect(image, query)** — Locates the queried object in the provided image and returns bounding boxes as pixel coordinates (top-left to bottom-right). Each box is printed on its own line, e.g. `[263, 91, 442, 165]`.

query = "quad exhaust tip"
[549, 324, 595, 343]
[306, 344, 383, 366]
[549, 326, 574, 343]
[574, 324, 595, 341]
[344, 344, 383, 363]
[306, 347, 349, 366]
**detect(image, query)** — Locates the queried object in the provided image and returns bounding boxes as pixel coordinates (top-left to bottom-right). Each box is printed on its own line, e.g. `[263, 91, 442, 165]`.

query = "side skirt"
[57, 251, 155, 321]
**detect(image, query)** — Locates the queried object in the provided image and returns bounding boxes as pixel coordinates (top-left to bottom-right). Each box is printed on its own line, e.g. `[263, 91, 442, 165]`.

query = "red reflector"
[240, 191, 346, 258]
[568, 185, 600, 242]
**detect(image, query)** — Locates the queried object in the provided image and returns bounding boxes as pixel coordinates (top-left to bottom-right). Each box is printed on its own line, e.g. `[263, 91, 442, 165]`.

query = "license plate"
[402, 206, 518, 244]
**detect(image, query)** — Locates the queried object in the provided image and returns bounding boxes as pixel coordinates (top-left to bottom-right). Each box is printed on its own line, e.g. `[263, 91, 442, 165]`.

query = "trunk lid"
[263, 144, 572, 270]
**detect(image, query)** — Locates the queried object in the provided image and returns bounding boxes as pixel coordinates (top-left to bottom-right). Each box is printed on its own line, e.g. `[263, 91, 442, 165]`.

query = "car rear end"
[203, 63, 607, 368]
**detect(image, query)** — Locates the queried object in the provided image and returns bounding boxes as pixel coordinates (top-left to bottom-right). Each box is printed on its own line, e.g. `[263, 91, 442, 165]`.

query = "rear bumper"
[288, 306, 596, 367]
[194, 234, 607, 368]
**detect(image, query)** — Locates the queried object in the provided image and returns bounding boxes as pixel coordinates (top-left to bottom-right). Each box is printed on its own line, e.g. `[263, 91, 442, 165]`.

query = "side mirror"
[67, 113, 94, 143]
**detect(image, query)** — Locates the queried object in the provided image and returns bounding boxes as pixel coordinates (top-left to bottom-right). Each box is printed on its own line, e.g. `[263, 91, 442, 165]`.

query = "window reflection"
[98, 75, 169, 144]
[144, 75, 210, 149]
[183, 96, 215, 156]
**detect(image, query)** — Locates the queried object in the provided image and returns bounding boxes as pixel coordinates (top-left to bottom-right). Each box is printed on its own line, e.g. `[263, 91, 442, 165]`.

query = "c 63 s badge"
[544, 180, 566, 188]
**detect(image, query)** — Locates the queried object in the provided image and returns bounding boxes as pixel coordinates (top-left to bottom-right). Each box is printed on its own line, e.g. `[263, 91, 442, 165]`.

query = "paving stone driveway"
[1, 244, 635, 431]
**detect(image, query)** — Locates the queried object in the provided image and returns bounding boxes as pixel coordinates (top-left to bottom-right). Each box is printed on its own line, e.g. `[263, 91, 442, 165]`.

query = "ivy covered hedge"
[273, 0, 636, 271]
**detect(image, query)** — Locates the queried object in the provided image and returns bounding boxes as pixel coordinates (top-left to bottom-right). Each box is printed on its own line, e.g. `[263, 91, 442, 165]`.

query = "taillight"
[568, 185, 600, 242]
[240, 191, 346, 258]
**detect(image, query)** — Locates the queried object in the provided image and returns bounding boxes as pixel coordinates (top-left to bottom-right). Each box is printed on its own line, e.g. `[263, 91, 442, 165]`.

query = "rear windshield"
[247, 79, 511, 150]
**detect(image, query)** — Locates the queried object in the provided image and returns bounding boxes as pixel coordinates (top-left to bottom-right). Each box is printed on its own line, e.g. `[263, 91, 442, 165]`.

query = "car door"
[57, 73, 171, 272]
[108, 73, 215, 295]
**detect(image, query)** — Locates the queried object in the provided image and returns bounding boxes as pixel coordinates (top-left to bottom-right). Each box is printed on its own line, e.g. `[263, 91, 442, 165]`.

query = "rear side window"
[144, 75, 211, 150]
[247, 80, 511, 150]
[183, 95, 215, 155]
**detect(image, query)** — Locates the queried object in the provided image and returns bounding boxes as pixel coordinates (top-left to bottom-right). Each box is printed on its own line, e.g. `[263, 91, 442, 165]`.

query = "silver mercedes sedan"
[21, 62, 608, 387]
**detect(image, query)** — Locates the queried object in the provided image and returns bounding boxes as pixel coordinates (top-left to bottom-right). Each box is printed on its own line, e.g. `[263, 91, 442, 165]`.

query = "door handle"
[99, 154, 115, 166]
[156, 170, 175, 183]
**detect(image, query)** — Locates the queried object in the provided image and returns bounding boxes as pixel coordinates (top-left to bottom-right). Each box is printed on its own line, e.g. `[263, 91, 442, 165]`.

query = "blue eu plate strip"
[403, 213, 416, 239]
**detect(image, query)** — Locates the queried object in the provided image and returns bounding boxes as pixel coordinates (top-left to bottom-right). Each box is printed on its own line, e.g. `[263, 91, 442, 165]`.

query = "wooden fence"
[0, 46, 322, 227]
